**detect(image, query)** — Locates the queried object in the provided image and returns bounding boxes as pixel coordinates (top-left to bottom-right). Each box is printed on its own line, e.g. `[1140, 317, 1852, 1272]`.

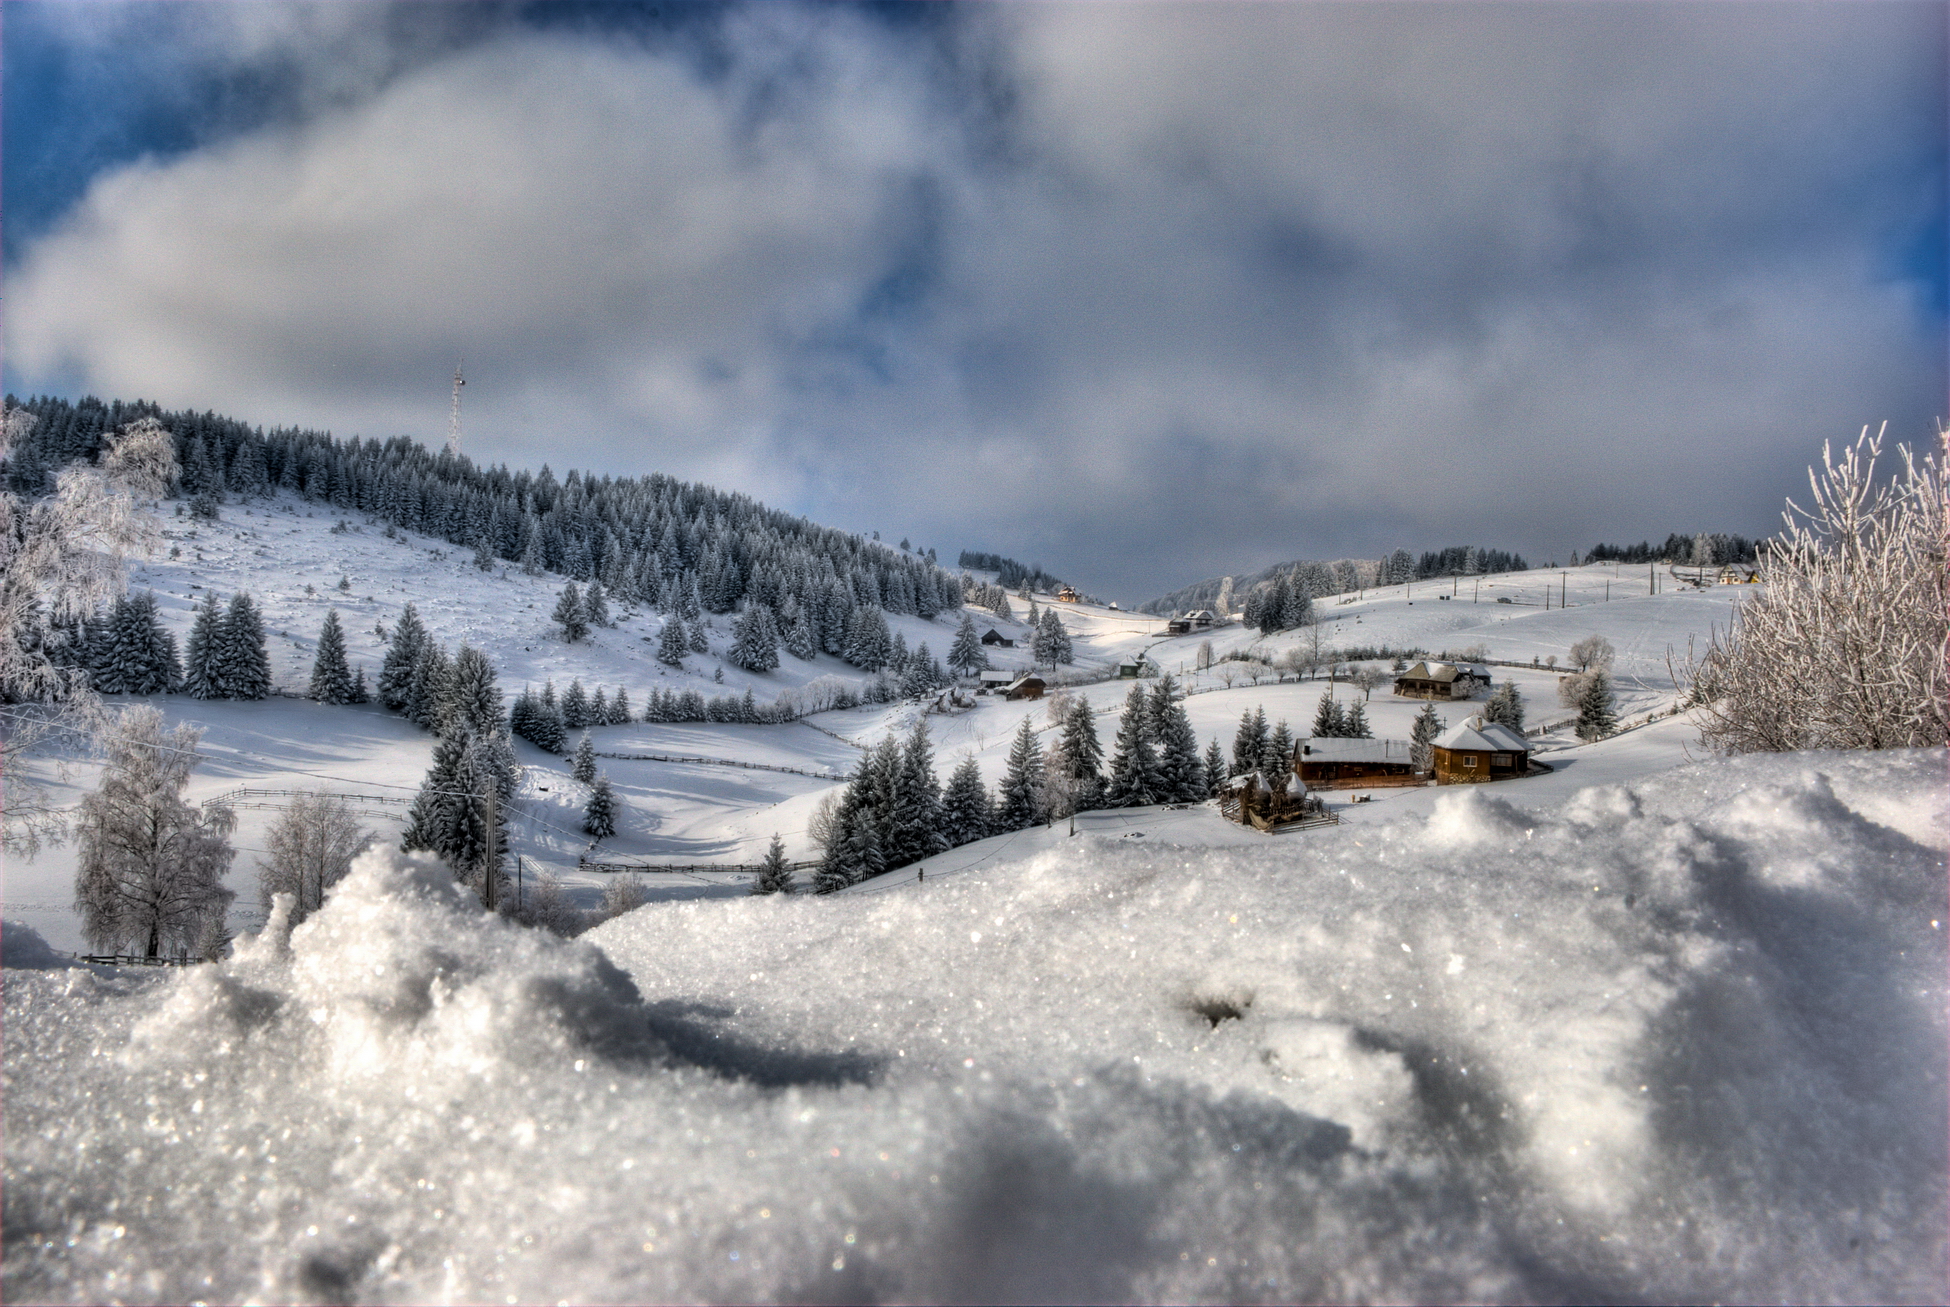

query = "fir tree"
[656, 617, 688, 667]
[1311, 691, 1346, 739]
[309, 609, 355, 704]
[553, 582, 589, 642]
[784, 609, 818, 661]
[996, 718, 1046, 830]
[1410, 700, 1444, 772]
[729, 602, 781, 673]
[405, 640, 453, 731]
[1485, 680, 1525, 731]
[1149, 675, 1204, 803]
[1576, 670, 1618, 742]
[688, 618, 710, 654]
[948, 612, 988, 678]
[100, 591, 179, 695]
[447, 645, 502, 737]
[561, 678, 590, 730]
[1232, 707, 1268, 777]
[589, 687, 610, 724]
[379, 602, 428, 711]
[572, 730, 598, 784]
[1105, 683, 1163, 808]
[1060, 696, 1105, 810]
[752, 834, 793, 895]
[216, 592, 271, 700]
[1260, 720, 1295, 787]
[401, 732, 508, 905]
[886, 719, 948, 868]
[583, 581, 611, 627]
[1343, 698, 1372, 739]
[583, 774, 617, 838]
[941, 756, 992, 846]
[350, 666, 370, 704]
[1202, 739, 1228, 797]
[608, 686, 632, 724]
[183, 591, 226, 699]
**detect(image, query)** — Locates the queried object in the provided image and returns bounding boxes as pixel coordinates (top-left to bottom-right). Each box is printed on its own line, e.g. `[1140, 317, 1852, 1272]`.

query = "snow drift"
[5, 751, 1945, 1304]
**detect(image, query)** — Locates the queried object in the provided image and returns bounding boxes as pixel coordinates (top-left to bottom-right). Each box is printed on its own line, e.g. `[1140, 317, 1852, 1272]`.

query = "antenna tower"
[446, 363, 465, 457]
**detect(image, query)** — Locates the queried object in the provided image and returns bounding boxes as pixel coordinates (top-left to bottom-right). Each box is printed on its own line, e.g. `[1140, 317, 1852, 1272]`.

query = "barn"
[1430, 717, 1532, 783]
[981, 629, 1016, 648]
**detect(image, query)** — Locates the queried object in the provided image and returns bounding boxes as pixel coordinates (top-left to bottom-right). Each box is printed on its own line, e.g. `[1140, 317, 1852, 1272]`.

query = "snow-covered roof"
[1432, 717, 1530, 752]
[1296, 738, 1416, 764]
[1399, 660, 1492, 684]
[978, 669, 1014, 684]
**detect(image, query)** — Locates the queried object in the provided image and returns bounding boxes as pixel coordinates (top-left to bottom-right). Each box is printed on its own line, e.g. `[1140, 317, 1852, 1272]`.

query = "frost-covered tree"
[1149, 676, 1204, 803]
[98, 591, 180, 695]
[583, 773, 617, 838]
[752, 834, 794, 895]
[1105, 683, 1163, 807]
[1410, 701, 1444, 772]
[401, 732, 509, 907]
[688, 618, 710, 654]
[1693, 426, 1946, 753]
[1311, 691, 1346, 739]
[561, 679, 590, 730]
[572, 730, 598, 784]
[379, 602, 429, 711]
[885, 719, 948, 868]
[182, 591, 226, 699]
[948, 612, 988, 678]
[1343, 698, 1372, 740]
[784, 609, 818, 662]
[1576, 670, 1618, 742]
[216, 592, 271, 701]
[1260, 720, 1295, 787]
[583, 581, 611, 628]
[608, 686, 632, 724]
[600, 873, 647, 920]
[729, 602, 781, 673]
[446, 644, 502, 738]
[404, 641, 453, 731]
[1232, 708, 1268, 778]
[257, 790, 370, 925]
[1059, 696, 1105, 811]
[1569, 634, 1616, 673]
[1032, 609, 1073, 665]
[73, 706, 235, 959]
[309, 609, 355, 704]
[1484, 681, 1525, 731]
[1202, 739, 1228, 797]
[656, 617, 688, 667]
[941, 756, 992, 847]
[996, 718, 1046, 830]
[553, 583, 589, 643]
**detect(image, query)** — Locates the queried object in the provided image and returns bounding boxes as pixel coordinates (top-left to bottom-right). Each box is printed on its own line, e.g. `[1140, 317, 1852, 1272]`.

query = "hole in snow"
[1190, 994, 1251, 1028]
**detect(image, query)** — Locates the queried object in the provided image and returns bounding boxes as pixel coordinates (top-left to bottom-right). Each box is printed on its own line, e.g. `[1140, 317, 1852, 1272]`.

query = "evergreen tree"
[183, 591, 226, 699]
[1343, 698, 1372, 739]
[583, 581, 611, 627]
[941, 756, 993, 847]
[1311, 691, 1346, 739]
[309, 609, 355, 704]
[561, 678, 590, 730]
[379, 602, 429, 711]
[1232, 707, 1268, 777]
[784, 609, 818, 661]
[589, 687, 609, 724]
[1202, 739, 1228, 797]
[752, 834, 794, 895]
[608, 686, 632, 724]
[405, 640, 453, 731]
[572, 731, 598, 784]
[886, 719, 948, 868]
[996, 718, 1046, 830]
[1260, 719, 1295, 786]
[1485, 680, 1525, 731]
[688, 618, 710, 654]
[350, 666, 370, 704]
[1060, 696, 1105, 810]
[401, 732, 508, 905]
[101, 591, 179, 695]
[1410, 701, 1444, 772]
[1105, 683, 1164, 807]
[728, 602, 781, 673]
[583, 773, 617, 838]
[1576, 670, 1618, 742]
[948, 612, 988, 678]
[553, 582, 589, 642]
[1258, 576, 1289, 635]
[656, 617, 688, 667]
[447, 645, 502, 737]
[216, 592, 271, 700]
[1147, 675, 1203, 803]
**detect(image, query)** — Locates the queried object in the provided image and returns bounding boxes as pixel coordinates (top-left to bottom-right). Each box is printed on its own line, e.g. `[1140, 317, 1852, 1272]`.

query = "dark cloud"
[6, 1, 1943, 600]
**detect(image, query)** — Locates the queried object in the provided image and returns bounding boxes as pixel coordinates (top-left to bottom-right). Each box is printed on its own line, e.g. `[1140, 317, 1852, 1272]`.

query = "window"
[1492, 753, 1511, 767]
[1463, 754, 1477, 769]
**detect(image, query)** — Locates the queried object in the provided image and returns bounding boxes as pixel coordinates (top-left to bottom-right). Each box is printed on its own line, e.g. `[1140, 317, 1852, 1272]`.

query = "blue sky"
[5, 1, 1944, 601]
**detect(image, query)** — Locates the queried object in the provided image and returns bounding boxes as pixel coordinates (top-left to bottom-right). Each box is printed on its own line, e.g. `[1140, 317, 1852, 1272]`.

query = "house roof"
[978, 669, 1014, 683]
[1297, 738, 1417, 765]
[1005, 674, 1045, 690]
[1432, 717, 1530, 752]
[1398, 660, 1491, 684]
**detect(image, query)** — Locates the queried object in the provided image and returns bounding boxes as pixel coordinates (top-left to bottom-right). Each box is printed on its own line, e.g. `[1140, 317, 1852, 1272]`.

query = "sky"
[4, 1, 1945, 603]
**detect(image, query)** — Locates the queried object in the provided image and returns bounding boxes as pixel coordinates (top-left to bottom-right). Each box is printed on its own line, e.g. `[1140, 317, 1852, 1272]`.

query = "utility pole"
[480, 778, 498, 913]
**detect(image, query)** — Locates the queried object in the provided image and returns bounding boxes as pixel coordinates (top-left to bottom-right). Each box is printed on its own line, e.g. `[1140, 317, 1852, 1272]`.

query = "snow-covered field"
[7, 497, 1947, 1302]
[7, 749, 1944, 1303]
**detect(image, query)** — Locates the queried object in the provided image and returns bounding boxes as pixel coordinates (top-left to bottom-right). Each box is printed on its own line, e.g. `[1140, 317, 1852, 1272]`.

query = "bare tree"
[73, 706, 235, 959]
[1568, 635, 1616, 673]
[1693, 424, 1947, 752]
[807, 789, 843, 853]
[600, 872, 648, 918]
[257, 791, 372, 926]
[3, 409, 176, 854]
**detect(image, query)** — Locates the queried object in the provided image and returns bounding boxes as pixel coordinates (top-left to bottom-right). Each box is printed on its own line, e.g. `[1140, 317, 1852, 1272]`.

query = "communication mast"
[446, 363, 465, 457]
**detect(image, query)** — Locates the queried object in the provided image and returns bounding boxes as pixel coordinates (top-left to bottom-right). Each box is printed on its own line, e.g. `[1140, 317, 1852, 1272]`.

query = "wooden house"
[1166, 617, 1194, 635]
[981, 629, 1016, 648]
[1003, 674, 1047, 701]
[1219, 771, 1335, 833]
[1392, 660, 1491, 701]
[1115, 660, 1144, 679]
[1295, 737, 1421, 785]
[1054, 586, 1080, 603]
[977, 669, 1015, 694]
[1430, 717, 1532, 783]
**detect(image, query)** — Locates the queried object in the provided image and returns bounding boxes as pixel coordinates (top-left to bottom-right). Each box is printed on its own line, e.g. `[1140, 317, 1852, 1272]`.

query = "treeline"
[5, 395, 968, 679]
[957, 550, 1066, 596]
[1583, 533, 1758, 565]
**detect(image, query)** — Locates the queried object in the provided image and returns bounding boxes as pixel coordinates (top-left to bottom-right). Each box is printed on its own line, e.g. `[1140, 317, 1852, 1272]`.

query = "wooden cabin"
[1166, 617, 1194, 635]
[1054, 586, 1080, 603]
[1003, 674, 1047, 701]
[1219, 771, 1335, 832]
[1392, 660, 1491, 701]
[1430, 717, 1532, 783]
[981, 629, 1016, 648]
[976, 669, 1015, 694]
[1295, 737, 1421, 785]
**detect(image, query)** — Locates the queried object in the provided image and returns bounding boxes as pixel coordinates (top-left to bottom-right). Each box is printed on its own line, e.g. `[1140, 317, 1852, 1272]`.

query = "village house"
[1003, 674, 1047, 701]
[1392, 660, 1492, 700]
[1054, 585, 1081, 603]
[976, 669, 1015, 693]
[1294, 737, 1421, 785]
[1166, 617, 1193, 635]
[980, 628, 1016, 648]
[1429, 716, 1532, 783]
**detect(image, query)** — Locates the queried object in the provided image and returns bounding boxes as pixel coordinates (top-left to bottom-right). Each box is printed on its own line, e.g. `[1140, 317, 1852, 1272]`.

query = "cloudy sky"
[5, 2, 1943, 601]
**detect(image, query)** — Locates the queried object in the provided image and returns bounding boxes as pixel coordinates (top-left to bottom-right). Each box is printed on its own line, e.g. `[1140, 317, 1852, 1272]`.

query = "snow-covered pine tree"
[73, 706, 236, 959]
[309, 609, 355, 704]
[886, 719, 948, 868]
[1484, 681, 1525, 731]
[1202, 739, 1228, 797]
[1258, 576, 1289, 635]
[608, 686, 631, 724]
[728, 602, 781, 673]
[183, 591, 226, 699]
[447, 645, 502, 737]
[941, 756, 992, 847]
[1232, 707, 1268, 777]
[1343, 698, 1372, 739]
[379, 601, 428, 711]
[573, 731, 597, 784]
[1576, 670, 1618, 742]
[561, 679, 590, 730]
[785, 609, 818, 661]
[888, 631, 909, 675]
[350, 666, 370, 703]
[687, 618, 710, 654]
[752, 834, 793, 895]
[583, 773, 617, 838]
[996, 718, 1047, 830]
[1060, 696, 1105, 810]
[1150, 677, 1204, 802]
[216, 592, 271, 700]
[589, 687, 609, 725]
[949, 612, 987, 679]
[1311, 691, 1346, 739]
[656, 616, 687, 667]
[404, 640, 453, 731]
[1260, 720, 1296, 787]
[553, 582, 589, 642]
[1410, 701, 1444, 772]
[583, 581, 611, 628]
[401, 732, 508, 905]
[101, 591, 179, 695]
[1105, 683, 1163, 807]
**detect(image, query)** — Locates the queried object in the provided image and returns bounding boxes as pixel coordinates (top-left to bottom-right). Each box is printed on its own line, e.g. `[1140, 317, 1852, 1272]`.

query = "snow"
[6, 749, 1945, 1304]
